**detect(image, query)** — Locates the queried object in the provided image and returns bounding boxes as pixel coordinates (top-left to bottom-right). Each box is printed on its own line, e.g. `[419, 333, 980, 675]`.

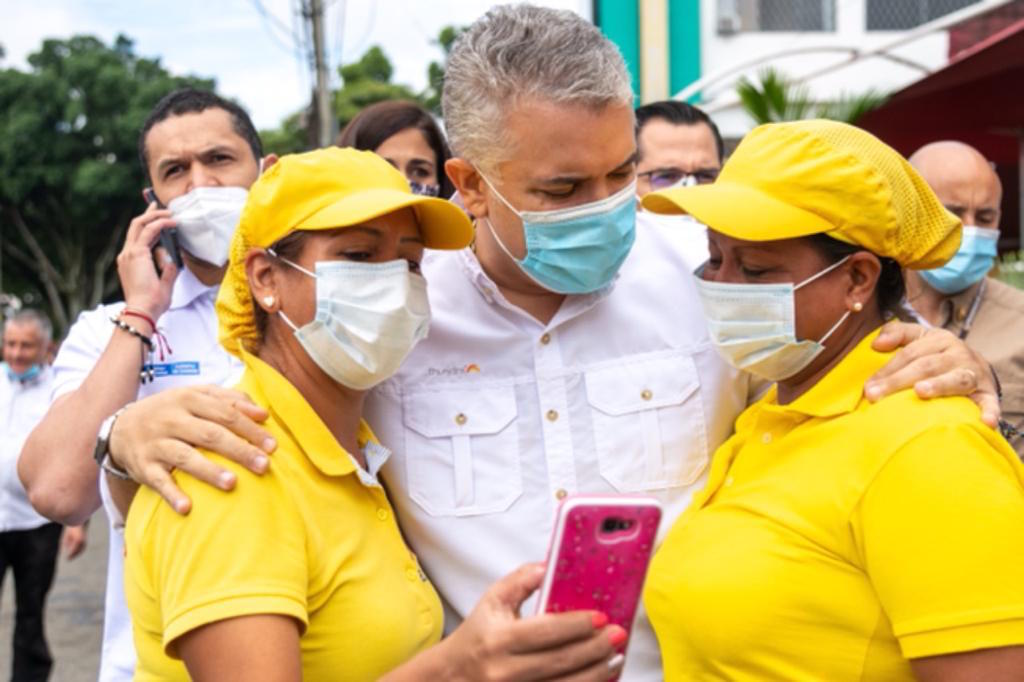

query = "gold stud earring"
[852, 301, 864, 312]
[262, 296, 275, 308]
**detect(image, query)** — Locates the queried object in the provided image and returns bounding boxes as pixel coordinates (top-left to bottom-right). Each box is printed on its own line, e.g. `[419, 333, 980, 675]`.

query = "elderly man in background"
[905, 141, 1024, 455]
[1, 310, 85, 682]
[635, 100, 724, 197]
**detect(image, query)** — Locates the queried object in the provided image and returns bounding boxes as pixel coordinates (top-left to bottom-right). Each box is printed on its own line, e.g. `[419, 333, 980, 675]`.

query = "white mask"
[695, 256, 852, 382]
[168, 187, 248, 266]
[271, 254, 430, 390]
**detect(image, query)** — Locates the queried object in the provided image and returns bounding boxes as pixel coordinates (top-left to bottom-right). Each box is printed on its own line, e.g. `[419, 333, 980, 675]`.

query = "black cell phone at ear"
[143, 188, 183, 270]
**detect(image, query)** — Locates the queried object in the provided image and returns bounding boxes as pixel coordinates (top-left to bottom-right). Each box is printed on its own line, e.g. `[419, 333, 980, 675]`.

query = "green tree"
[422, 25, 464, 114]
[261, 27, 463, 155]
[333, 45, 419, 129]
[259, 110, 308, 156]
[0, 35, 212, 336]
[737, 67, 887, 125]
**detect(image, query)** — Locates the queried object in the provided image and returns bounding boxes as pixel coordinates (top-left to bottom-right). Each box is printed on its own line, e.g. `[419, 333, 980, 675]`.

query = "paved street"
[0, 515, 106, 681]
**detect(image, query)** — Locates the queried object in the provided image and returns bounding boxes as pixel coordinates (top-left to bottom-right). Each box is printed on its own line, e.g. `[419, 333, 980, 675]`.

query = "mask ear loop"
[793, 254, 853, 291]
[793, 254, 855, 347]
[480, 217, 523, 266]
[817, 309, 852, 346]
[478, 173, 523, 219]
[265, 247, 313, 331]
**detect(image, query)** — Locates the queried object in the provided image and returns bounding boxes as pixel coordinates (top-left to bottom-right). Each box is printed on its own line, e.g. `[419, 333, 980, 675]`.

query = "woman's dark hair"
[253, 231, 309, 342]
[806, 233, 909, 321]
[336, 100, 454, 198]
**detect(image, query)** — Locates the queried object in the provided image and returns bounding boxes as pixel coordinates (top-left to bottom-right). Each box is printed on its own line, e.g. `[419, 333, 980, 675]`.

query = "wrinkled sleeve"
[852, 423, 1024, 659]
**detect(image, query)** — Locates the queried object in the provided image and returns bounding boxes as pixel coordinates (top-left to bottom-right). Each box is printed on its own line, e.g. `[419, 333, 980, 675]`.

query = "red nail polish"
[591, 612, 609, 629]
[608, 626, 628, 646]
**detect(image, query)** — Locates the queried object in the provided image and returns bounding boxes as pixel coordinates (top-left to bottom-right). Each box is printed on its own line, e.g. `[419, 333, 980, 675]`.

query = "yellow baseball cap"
[217, 146, 473, 356]
[641, 119, 961, 269]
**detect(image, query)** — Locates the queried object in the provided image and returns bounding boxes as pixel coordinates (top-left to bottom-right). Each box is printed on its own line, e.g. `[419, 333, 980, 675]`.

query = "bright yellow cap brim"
[642, 181, 836, 242]
[297, 187, 472, 250]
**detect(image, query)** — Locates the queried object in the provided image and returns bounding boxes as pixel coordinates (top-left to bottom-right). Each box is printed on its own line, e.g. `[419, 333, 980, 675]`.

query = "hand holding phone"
[536, 495, 662, 643]
[143, 188, 183, 270]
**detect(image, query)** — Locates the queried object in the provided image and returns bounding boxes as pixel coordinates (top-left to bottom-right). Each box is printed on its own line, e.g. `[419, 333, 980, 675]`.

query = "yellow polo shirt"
[125, 352, 442, 681]
[644, 328, 1024, 681]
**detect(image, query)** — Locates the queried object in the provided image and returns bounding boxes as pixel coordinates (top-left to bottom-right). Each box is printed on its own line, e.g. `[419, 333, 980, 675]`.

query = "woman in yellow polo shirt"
[124, 148, 625, 681]
[640, 120, 1024, 681]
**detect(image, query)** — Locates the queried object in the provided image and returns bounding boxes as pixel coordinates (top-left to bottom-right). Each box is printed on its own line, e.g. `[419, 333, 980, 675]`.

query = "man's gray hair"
[443, 4, 634, 174]
[3, 309, 53, 343]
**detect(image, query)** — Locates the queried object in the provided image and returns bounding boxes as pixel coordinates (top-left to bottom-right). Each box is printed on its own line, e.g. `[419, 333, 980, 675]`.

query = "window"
[717, 0, 837, 34]
[867, 0, 981, 30]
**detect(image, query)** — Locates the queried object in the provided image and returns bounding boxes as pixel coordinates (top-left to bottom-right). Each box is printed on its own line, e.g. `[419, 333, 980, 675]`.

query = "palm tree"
[737, 67, 888, 125]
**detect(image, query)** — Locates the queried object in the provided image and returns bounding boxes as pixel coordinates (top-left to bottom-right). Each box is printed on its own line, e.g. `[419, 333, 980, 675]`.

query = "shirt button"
[762, 432, 772, 444]
[641, 389, 653, 401]
[406, 568, 418, 582]
[377, 508, 389, 521]
[540, 333, 551, 345]
[555, 488, 568, 500]
[455, 413, 468, 426]
[546, 409, 559, 422]
[724, 476, 734, 487]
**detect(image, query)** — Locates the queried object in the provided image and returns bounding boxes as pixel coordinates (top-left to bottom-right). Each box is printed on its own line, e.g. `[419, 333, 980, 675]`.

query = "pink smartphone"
[536, 495, 662, 638]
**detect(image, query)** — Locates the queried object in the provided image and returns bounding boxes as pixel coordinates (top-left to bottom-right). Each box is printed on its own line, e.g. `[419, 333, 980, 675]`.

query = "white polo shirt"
[365, 212, 751, 681]
[52, 266, 242, 682]
[1, 365, 56, 533]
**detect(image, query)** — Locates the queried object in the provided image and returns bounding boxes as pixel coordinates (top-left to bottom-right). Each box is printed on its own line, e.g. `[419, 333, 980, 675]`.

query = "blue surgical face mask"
[695, 256, 853, 382]
[2, 362, 41, 383]
[919, 225, 999, 295]
[480, 176, 638, 294]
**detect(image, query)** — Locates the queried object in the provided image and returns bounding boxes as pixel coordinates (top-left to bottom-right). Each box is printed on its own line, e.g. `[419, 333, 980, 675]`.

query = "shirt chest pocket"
[585, 354, 709, 492]
[403, 386, 523, 517]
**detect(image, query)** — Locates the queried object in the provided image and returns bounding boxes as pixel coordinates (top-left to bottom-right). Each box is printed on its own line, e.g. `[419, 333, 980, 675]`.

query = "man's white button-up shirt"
[52, 266, 242, 682]
[366, 212, 751, 681]
[0, 365, 56, 532]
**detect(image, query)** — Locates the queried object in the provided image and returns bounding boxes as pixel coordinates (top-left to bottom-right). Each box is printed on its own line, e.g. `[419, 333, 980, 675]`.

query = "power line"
[249, 0, 304, 60]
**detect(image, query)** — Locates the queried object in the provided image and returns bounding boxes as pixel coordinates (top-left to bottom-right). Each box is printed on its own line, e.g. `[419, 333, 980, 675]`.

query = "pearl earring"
[262, 296, 275, 308]
[852, 301, 863, 312]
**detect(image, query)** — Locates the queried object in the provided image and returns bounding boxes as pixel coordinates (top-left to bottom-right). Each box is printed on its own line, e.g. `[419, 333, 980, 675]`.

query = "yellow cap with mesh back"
[641, 119, 961, 269]
[217, 146, 473, 358]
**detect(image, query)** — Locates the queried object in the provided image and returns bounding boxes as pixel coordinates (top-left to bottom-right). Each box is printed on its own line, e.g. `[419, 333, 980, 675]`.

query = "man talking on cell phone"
[17, 88, 276, 682]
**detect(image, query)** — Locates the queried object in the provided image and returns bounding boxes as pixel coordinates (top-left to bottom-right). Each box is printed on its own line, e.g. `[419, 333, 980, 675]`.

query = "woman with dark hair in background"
[336, 100, 454, 199]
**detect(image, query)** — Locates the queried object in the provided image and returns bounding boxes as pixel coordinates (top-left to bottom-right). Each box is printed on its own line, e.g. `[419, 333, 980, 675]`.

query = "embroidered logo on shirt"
[427, 364, 481, 377]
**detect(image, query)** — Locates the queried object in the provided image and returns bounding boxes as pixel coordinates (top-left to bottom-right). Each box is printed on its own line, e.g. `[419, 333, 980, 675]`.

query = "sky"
[0, 0, 589, 130]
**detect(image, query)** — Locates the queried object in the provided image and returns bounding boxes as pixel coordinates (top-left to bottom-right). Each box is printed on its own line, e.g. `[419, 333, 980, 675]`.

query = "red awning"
[859, 18, 1024, 249]
[859, 17, 1024, 166]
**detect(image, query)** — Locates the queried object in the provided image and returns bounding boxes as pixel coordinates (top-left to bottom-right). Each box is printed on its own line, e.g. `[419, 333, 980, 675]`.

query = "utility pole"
[309, 0, 333, 148]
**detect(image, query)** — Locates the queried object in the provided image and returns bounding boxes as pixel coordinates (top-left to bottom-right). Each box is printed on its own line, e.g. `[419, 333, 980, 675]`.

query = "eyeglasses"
[638, 167, 720, 190]
[409, 182, 441, 197]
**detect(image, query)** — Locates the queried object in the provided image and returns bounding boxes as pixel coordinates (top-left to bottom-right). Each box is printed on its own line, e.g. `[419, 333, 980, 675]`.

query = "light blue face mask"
[2, 362, 41, 383]
[919, 225, 999, 295]
[695, 256, 852, 382]
[481, 177, 638, 294]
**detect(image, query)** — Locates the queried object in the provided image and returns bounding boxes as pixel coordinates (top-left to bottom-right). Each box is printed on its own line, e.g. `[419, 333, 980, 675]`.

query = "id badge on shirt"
[142, 361, 200, 378]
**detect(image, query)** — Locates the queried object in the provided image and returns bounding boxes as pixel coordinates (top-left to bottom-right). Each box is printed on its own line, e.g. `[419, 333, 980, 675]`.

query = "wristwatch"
[93, 407, 134, 481]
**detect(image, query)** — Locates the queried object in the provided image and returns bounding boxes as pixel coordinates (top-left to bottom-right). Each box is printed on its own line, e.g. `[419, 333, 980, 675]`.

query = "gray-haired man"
[1, 310, 85, 682]
[105, 5, 999, 680]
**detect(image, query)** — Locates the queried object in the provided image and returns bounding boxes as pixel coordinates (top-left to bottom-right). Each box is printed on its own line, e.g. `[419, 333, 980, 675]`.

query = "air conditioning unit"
[717, 0, 744, 35]
[718, 11, 742, 34]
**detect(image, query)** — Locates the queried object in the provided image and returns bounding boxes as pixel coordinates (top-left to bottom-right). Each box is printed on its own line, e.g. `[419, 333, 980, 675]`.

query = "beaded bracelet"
[110, 317, 156, 384]
[110, 316, 153, 350]
[121, 308, 173, 361]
